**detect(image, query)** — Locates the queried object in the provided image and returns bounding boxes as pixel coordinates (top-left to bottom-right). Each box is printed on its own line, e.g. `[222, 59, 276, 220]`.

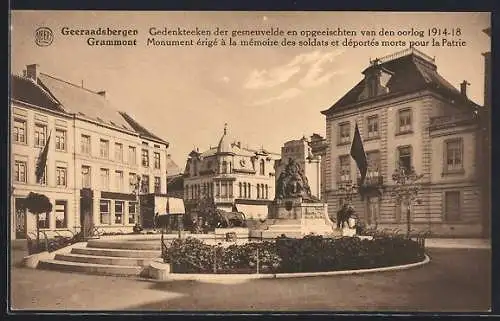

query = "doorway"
[366, 196, 380, 227]
[80, 196, 94, 239]
[15, 198, 27, 239]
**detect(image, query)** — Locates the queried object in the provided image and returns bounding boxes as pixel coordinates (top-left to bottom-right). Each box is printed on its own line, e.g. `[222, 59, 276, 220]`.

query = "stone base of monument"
[250, 198, 337, 239]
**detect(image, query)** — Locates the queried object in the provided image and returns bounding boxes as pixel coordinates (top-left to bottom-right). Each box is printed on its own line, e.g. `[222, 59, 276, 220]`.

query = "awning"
[155, 197, 185, 215]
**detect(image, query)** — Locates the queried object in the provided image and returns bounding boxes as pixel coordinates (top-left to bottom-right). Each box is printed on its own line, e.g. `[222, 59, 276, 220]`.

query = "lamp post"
[391, 166, 423, 238]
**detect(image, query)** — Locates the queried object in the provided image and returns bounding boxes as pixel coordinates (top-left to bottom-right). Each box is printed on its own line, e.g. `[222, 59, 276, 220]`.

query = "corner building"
[183, 125, 280, 220]
[322, 48, 485, 237]
[10, 64, 169, 240]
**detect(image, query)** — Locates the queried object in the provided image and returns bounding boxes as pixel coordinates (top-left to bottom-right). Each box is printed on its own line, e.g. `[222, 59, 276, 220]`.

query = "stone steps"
[37, 259, 144, 276]
[36, 239, 163, 277]
[71, 247, 161, 258]
[54, 253, 153, 267]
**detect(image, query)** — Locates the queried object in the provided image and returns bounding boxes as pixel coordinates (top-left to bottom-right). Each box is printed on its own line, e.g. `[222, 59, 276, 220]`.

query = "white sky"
[10, 11, 491, 167]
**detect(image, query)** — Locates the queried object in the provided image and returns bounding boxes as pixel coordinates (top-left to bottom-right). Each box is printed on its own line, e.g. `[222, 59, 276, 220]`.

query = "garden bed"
[163, 234, 426, 274]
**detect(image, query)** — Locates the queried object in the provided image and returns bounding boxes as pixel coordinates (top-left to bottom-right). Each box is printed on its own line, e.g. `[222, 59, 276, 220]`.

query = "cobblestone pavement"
[9, 247, 490, 312]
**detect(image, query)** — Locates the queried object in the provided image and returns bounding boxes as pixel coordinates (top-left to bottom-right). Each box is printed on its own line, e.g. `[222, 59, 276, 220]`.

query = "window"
[100, 139, 109, 158]
[141, 175, 149, 193]
[82, 166, 91, 188]
[115, 201, 124, 224]
[38, 210, 50, 229]
[339, 155, 351, 182]
[81, 135, 91, 155]
[398, 109, 412, 133]
[115, 170, 124, 192]
[444, 191, 461, 222]
[265, 185, 269, 199]
[397, 146, 412, 172]
[129, 173, 137, 193]
[55, 200, 67, 228]
[154, 176, 161, 194]
[338, 122, 351, 144]
[34, 123, 47, 147]
[128, 146, 136, 165]
[128, 202, 137, 224]
[248, 183, 252, 198]
[257, 184, 261, 198]
[221, 182, 227, 197]
[13, 118, 27, 143]
[154, 152, 161, 169]
[259, 159, 265, 175]
[115, 143, 123, 162]
[100, 200, 111, 225]
[100, 168, 110, 190]
[221, 161, 228, 174]
[239, 182, 242, 197]
[56, 167, 67, 187]
[14, 160, 27, 183]
[141, 149, 150, 167]
[366, 151, 381, 178]
[367, 115, 379, 138]
[229, 182, 233, 198]
[445, 138, 463, 172]
[55, 129, 66, 151]
[216, 183, 220, 197]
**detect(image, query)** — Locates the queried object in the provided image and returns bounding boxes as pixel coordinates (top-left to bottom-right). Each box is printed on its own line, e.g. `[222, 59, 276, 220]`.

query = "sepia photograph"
[8, 10, 491, 312]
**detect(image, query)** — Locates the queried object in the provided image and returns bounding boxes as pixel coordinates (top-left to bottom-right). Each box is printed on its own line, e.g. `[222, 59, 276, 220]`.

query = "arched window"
[257, 184, 261, 198]
[243, 183, 247, 198]
[259, 159, 265, 175]
[248, 183, 252, 198]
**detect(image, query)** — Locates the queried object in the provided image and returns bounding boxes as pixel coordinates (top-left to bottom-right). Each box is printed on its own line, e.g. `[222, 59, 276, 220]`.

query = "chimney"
[97, 90, 106, 98]
[26, 64, 39, 82]
[460, 80, 470, 97]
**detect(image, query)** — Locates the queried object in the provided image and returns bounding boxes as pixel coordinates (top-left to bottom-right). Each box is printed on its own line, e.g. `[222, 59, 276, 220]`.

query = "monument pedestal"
[251, 198, 337, 239]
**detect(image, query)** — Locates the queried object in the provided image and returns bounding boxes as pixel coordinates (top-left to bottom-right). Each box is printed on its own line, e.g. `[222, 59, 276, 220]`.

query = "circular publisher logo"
[35, 27, 53, 47]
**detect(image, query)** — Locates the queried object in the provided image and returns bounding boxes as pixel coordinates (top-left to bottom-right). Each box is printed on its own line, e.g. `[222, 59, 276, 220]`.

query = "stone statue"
[275, 158, 316, 200]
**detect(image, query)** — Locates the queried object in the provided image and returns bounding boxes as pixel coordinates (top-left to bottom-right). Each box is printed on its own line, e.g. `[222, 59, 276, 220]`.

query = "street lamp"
[391, 165, 423, 238]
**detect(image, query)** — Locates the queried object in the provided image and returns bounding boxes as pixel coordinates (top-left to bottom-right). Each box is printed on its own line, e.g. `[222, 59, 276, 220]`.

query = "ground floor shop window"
[55, 200, 67, 228]
[128, 201, 137, 224]
[100, 199, 111, 224]
[115, 201, 124, 224]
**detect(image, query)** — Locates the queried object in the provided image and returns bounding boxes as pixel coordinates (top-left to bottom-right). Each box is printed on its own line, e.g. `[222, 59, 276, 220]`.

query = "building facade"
[321, 48, 484, 237]
[183, 124, 280, 220]
[10, 64, 169, 240]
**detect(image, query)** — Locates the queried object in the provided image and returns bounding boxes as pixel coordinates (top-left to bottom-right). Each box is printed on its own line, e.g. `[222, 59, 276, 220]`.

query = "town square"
[8, 11, 491, 312]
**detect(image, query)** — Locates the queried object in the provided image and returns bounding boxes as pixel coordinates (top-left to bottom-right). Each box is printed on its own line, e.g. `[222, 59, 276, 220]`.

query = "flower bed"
[163, 234, 426, 274]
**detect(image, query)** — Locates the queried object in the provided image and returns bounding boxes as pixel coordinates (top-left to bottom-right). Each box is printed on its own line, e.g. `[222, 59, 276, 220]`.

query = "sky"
[10, 11, 491, 167]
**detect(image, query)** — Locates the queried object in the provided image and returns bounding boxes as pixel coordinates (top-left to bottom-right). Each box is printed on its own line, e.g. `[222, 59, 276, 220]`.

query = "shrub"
[163, 235, 425, 274]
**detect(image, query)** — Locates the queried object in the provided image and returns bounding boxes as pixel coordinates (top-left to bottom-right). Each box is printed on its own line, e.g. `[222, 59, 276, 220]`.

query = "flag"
[35, 131, 51, 183]
[350, 123, 368, 185]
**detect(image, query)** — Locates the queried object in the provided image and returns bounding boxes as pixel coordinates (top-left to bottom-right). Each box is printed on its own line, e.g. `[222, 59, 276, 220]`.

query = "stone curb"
[152, 254, 430, 281]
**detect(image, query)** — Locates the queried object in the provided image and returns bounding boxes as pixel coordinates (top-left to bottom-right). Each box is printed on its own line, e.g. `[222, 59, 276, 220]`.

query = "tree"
[391, 166, 424, 238]
[24, 192, 53, 247]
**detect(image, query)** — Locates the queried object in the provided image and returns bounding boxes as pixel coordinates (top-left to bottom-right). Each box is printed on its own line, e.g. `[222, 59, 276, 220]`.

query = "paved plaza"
[9, 242, 491, 312]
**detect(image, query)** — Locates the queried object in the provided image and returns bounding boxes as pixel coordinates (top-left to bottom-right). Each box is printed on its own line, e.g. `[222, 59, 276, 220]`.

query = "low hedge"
[163, 234, 426, 274]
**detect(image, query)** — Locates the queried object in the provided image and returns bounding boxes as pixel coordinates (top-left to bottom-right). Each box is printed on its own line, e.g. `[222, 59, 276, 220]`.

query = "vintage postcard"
[8, 10, 491, 312]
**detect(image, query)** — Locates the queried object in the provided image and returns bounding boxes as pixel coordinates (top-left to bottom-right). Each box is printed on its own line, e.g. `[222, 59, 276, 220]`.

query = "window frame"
[100, 168, 110, 190]
[397, 145, 413, 172]
[56, 166, 67, 187]
[397, 108, 413, 135]
[34, 123, 47, 148]
[14, 160, 27, 183]
[82, 165, 92, 188]
[100, 199, 111, 225]
[115, 143, 123, 162]
[153, 152, 161, 169]
[99, 139, 109, 159]
[13, 118, 27, 144]
[81, 134, 91, 155]
[55, 200, 67, 229]
[114, 200, 124, 225]
[366, 115, 380, 140]
[338, 154, 351, 183]
[141, 149, 149, 167]
[443, 138, 464, 175]
[338, 121, 351, 145]
[55, 129, 67, 152]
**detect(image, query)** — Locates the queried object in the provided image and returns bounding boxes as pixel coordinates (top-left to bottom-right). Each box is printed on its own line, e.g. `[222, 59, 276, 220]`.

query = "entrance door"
[366, 197, 380, 227]
[15, 198, 27, 239]
[80, 197, 94, 238]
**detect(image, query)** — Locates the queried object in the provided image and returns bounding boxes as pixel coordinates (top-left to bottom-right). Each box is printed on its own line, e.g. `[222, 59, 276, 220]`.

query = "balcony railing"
[429, 112, 477, 131]
[357, 175, 384, 187]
